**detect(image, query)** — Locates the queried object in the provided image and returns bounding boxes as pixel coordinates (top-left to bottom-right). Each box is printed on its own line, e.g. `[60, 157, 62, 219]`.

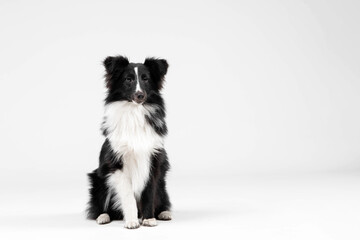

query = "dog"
[87, 56, 171, 229]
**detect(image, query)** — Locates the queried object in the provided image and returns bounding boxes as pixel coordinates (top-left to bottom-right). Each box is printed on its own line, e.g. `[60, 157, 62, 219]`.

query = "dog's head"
[103, 56, 168, 104]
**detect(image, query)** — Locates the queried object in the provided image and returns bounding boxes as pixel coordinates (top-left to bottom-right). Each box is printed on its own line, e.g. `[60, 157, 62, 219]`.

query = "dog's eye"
[142, 77, 149, 81]
[125, 77, 132, 82]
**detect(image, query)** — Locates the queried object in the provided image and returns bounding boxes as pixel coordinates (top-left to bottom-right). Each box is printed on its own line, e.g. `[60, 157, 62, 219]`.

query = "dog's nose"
[133, 91, 146, 103]
[136, 92, 144, 100]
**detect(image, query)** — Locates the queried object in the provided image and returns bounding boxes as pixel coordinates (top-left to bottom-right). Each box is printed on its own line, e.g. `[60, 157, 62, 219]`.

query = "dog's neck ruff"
[103, 101, 164, 158]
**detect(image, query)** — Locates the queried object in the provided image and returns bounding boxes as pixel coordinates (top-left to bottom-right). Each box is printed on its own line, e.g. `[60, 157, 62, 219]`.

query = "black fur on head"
[144, 58, 169, 90]
[103, 56, 169, 105]
[103, 56, 130, 89]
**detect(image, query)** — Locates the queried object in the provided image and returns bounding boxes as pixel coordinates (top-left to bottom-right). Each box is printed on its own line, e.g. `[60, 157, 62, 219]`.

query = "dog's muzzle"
[132, 91, 146, 104]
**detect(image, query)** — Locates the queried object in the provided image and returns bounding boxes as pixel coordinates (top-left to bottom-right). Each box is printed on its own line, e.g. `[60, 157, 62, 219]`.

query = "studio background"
[1, 1, 359, 239]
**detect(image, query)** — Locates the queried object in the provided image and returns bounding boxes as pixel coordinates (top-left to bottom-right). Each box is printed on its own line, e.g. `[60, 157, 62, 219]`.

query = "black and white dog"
[87, 56, 171, 229]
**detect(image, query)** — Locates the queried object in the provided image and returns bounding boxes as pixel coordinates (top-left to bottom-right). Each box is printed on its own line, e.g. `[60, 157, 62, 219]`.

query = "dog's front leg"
[141, 179, 157, 227]
[120, 176, 140, 229]
[110, 170, 140, 229]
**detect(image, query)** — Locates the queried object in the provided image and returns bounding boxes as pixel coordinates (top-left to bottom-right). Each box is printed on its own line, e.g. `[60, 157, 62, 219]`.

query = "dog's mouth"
[132, 99, 145, 104]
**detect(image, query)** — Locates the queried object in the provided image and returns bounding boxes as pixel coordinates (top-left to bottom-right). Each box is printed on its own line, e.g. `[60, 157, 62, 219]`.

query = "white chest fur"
[103, 101, 164, 198]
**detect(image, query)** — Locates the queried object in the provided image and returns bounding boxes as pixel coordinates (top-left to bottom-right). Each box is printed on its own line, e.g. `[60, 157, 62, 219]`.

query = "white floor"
[1, 172, 360, 240]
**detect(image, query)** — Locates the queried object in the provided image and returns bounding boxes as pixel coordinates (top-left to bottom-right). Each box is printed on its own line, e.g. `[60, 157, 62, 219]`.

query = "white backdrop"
[1, 1, 360, 239]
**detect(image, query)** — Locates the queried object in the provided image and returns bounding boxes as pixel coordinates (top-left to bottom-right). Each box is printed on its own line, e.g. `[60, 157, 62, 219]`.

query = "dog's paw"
[124, 219, 140, 229]
[142, 218, 157, 227]
[158, 211, 172, 220]
[96, 213, 110, 224]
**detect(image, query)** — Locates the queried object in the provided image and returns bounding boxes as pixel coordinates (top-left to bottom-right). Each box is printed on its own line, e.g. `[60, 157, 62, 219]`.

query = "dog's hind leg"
[158, 210, 172, 220]
[154, 152, 172, 221]
[87, 170, 113, 224]
[96, 213, 111, 224]
[154, 177, 172, 220]
[95, 193, 112, 224]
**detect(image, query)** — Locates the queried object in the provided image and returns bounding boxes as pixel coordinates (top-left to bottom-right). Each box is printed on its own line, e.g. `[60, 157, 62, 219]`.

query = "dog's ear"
[144, 58, 169, 90]
[103, 56, 129, 88]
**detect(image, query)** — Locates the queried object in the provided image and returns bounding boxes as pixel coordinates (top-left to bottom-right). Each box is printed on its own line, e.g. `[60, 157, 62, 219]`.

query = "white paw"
[124, 219, 140, 229]
[142, 218, 157, 227]
[96, 213, 110, 224]
[158, 211, 172, 220]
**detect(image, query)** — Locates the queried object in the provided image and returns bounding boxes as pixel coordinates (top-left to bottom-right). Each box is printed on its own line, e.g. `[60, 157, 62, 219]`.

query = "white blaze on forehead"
[134, 66, 142, 92]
